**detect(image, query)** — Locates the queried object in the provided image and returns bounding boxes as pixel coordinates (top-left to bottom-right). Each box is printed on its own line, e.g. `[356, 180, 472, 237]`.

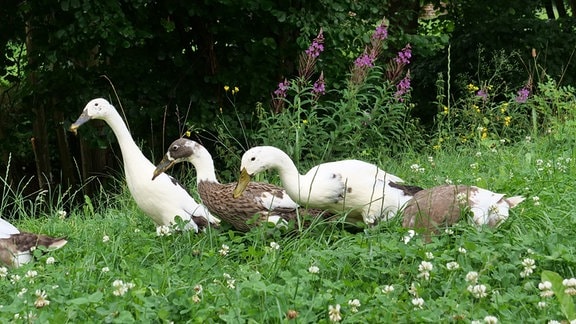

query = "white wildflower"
[475, 151, 482, 158]
[34, 290, 50, 308]
[532, 196, 540, 206]
[520, 258, 536, 278]
[348, 299, 361, 313]
[411, 297, 425, 309]
[446, 262, 460, 271]
[484, 315, 498, 324]
[563, 278, 576, 295]
[112, 279, 134, 296]
[219, 244, 229, 256]
[410, 164, 425, 173]
[467, 284, 488, 298]
[45, 257, 55, 265]
[382, 285, 395, 294]
[10, 274, 21, 284]
[403, 229, 416, 244]
[0, 267, 7, 278]
[458, 247, 467, 254]
[465, 271, 479, 284]
[270, 242, 280, 250]
[156, 225, 172, 237]
[101, 267, 110, 273]
[308, 265, 320, 274]
[328, 304, 342, 322]
[192, 294, 201, 303]
[57, 210, 67, 219]
[470, 163, 478, 169]
[425, 252, 434, 260]
[537, 301, 547, 309]
[445, 178, 453, 184]
[102, 235, 110, 243]
[17, 288, 28, 297]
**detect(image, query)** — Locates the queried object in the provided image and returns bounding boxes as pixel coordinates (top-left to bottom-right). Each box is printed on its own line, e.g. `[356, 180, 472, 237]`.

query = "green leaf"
[541, 270, 576, 320]
[67, 291, 104, 305]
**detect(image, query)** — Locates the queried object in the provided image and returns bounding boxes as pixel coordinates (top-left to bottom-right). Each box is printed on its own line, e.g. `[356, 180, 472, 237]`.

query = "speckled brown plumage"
[389, 181, 424, 196]
[198, 180, 330, 232]
[0, 233, 67, 267]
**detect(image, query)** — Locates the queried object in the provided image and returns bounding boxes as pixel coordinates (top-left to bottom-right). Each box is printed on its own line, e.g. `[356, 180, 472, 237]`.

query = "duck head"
[70, 98, 113, 135]
[152, 138, 203, 180]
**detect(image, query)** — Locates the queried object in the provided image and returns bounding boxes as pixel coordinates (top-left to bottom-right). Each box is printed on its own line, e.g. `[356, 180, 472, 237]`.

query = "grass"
[1, 129, 576, 323]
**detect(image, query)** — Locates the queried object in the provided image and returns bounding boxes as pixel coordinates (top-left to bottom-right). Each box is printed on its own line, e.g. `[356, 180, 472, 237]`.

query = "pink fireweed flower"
[372, 22, 388, 41]
[274, 79, 290, 98]
[394, 44, 412, 65]
[476, 89, 488, 101]
[395, 72, 411, 101]
[355, 52, 375, 68]
[312, 72, 326, 96]
[305, 29, 325, 58]
[516, 87, 530, 103]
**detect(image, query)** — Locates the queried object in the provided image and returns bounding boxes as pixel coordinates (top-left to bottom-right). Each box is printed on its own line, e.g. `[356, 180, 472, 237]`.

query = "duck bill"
[152, 156, 175, 180]
[69, 112, 91, 135]
[232, 168, 251, 198]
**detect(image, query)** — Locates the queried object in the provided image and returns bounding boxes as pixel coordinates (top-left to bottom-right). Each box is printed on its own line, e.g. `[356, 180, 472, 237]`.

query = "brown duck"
[0, 218, 67, 267]
[402, 184, 525, 242]
[153, 139, 331, 232]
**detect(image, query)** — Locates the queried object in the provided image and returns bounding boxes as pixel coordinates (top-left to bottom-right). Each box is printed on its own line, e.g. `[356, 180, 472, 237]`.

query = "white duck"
[0, 218, 67, 267]
[402, 184, 525, 241]
[152, 139, 331, 231]
[70, 98, 220, 232]
[232, 146, 420, 225]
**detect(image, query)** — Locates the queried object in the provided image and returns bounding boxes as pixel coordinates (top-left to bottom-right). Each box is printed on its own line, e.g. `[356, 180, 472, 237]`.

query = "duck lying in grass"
[232, 146, 421, 225]
[0, 218, 67, 267]
[70, 98, 220, 232]
[402, 184, 525, 241]
[153, 139, 332, 232]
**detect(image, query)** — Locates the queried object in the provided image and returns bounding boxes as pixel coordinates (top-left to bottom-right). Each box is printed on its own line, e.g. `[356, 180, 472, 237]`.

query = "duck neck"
[270, 150, 305, 200]
[191, 148, 219, 184]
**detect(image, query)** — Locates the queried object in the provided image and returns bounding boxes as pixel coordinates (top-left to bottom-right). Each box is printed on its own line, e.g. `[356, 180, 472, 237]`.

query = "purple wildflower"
[355, 53, 375, 68]
[476, 89, 488, 101]
[274, 79, 290, 98]
[516, 87, 530, 103]
[305, 30, 325, 58]
[394, 44, 412, 65]
[395, 73, 411, 101]
[372, 23, 388, 41]
[312, 72, 325, 96]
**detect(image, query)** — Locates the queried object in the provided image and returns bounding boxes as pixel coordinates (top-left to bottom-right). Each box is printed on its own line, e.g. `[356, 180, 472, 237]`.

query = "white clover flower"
[525, 136, 531, 142]
[10, 274, 21, 284]
[219, 244, 230, 256]
[520, 258, 536, 278]
[0, 267, 8, 278]
[270, 242, 280, 250]
[17, 288, 28, 297]
[446, 262, 460, 271]
[134, 228, 141, 233]
[419, 261, 433, 272]
[539, 281, 552, 291]
[156, 226, 172, 237]
[470, 163, 478, 169]
[445, 178, 453, 185]
[410, 164, 424, 173]
[192, 294, 201, 303]
[537, 301, 547, 309]
[382, 285, 395, 294]
[411, 297, 425, 309]
[475, 151, 482, 158]
[194, 284, 203, 294]
[467, 284, 488, 298]
[57, 210, 67, 219]
[536, 159, 543, 166]
[548, 321, 561, 324]
[444, 228, 454, 235]
[425, 252, 434, 260]
[112, 279, 134, 296]
[403, 229, 416, 244]
[563, 278, 576, 295]
[328, 304, 342, 322]
[34, 290, 50, 308]
[532, 196, 540, 206]
[101, 267, 110, 273]
[102, 235, 110, 243]
[308, 265, 320, 274]
[408, 282, 419, 296]
[348, 299, 361, 313]
[484, 315, 498, 324]
[465, 271, 479, 284]
[26, 270, 38, 279]
[458, 247, 467, 254]
[45, 257, 55, 265]
[427, 156, 434, 163]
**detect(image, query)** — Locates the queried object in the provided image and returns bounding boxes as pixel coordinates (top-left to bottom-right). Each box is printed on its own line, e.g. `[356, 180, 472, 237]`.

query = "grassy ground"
[1, 130, 576, 323]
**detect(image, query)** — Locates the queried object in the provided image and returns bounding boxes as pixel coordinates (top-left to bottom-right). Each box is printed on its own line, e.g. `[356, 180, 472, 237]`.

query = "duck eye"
[95, 103, 99, 106]
[171, 145, 179, 151]
[250, 157, 256, 161]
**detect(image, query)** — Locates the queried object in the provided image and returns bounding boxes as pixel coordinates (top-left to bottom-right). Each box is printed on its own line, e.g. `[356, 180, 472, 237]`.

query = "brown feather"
[0, 233, 67, 266]
[198, 180, 331, 232]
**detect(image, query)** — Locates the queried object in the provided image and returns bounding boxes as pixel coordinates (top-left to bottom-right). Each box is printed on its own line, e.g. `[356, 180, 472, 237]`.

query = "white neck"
[266, 149, 306, 200]
[189, 147, 219, 183]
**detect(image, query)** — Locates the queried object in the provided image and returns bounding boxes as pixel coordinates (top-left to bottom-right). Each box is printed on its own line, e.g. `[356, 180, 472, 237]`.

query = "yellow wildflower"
[500, 102, 509, 113]
[504, 116, 511, 126]
[442, 106, 449, 115]
[472, 105, 480, 113]
[487, 85, 493, 91]
[481, 127, 488, 139]
[185, 131, 191, 137]
[467, 84, 479, 92]
[302, 119, 308, 124]
[433, 144, 440, 150]
[234, 86, 239, 93]
[224, 85, 230, 92]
